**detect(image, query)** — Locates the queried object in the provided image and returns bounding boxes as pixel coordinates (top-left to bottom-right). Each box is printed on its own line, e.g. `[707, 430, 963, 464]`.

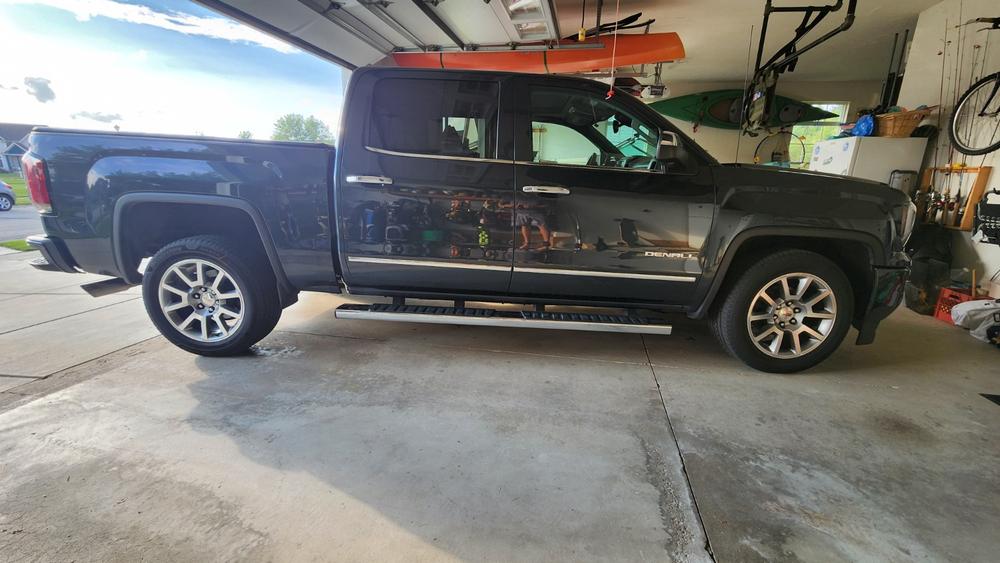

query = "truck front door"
[507, 77, 715, 304]
[336, 71, 515, 295]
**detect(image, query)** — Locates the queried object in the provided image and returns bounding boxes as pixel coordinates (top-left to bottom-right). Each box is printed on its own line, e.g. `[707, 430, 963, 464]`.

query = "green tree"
[237, 130, 253, 139]
[271, 114, 334, 143]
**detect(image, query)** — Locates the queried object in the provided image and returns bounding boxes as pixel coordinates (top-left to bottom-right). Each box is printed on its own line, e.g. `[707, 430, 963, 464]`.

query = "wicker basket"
[875, 107, 935, 138]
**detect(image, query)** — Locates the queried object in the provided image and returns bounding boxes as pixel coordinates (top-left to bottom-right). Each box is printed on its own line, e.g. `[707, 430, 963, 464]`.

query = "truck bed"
[27, 128, 337, 290]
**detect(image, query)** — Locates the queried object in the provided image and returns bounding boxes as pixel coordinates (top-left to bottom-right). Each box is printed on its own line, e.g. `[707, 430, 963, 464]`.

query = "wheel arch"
[112, 193, 296, 306]
[691, 227, 884, 322]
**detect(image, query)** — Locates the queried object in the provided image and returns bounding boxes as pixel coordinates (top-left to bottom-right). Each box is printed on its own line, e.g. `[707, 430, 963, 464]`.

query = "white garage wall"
[653, 80, 882, 163]
[897, 0, 1000, 281]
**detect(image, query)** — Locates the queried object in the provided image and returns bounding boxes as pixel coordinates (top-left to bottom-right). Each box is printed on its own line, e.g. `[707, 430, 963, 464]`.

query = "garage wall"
[897, 0, 1000, 280]
[653, 80, 882, 163]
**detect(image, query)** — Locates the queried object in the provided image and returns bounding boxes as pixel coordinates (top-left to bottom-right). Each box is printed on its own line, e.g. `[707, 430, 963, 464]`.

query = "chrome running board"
[335, 303, 672, 335]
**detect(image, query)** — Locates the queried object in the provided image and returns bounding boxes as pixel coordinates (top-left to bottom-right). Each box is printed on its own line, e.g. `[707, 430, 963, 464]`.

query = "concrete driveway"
[1, 247, 998, 562]
[0, 206, 43, 242]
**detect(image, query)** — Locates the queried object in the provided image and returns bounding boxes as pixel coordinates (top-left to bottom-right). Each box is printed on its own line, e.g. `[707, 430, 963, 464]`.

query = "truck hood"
[717, 163, 910, 208]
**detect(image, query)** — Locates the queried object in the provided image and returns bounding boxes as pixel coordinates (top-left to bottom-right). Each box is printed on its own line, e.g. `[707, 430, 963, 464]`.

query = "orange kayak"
[391, 32, 685, 73]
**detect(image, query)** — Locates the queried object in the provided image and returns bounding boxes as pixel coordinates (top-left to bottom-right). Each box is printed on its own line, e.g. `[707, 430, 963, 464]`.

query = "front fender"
[689, 224, 886, 319]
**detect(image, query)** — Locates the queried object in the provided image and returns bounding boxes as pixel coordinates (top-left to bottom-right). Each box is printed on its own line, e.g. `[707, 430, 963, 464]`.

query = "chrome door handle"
[346, 175, 393, 185]
[522, 185, 570, 195]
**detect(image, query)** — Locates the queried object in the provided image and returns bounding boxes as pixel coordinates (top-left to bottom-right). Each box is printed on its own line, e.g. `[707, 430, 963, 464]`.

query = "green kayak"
[648, 89, 837, 130]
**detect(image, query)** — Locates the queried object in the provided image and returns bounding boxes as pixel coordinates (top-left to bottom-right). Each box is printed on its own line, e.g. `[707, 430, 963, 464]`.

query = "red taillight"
[21, 153, 51, 213]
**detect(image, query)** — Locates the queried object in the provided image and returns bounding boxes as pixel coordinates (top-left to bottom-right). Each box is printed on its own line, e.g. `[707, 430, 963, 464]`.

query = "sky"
[0, 0, 346, 139]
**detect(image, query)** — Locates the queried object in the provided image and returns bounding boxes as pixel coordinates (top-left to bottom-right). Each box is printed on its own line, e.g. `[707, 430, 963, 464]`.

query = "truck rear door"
[336, 70, 515, 295]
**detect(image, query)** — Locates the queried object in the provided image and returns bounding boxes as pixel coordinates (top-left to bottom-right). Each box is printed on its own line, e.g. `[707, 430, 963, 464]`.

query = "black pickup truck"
[23, 68, 914, 372]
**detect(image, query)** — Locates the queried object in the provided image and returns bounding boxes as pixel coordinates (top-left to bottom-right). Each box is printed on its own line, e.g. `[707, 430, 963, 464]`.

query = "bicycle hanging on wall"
[950, 17, 1000, 156]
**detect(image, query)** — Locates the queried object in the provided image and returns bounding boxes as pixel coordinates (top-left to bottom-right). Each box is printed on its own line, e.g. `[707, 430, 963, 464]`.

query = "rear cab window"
[368, 78, 499, 160]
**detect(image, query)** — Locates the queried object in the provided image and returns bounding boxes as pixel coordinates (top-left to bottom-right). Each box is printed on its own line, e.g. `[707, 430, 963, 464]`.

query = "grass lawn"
[0, 239, 33, 252]
[0, 172, 28, 204]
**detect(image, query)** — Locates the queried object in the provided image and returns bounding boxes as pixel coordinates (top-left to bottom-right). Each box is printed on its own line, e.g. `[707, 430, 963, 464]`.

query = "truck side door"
[336, 71, 515, 295]
[508, 77, 715, 304]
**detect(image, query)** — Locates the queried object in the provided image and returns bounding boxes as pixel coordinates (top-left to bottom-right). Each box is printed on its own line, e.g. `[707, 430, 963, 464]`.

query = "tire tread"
[711, 249, 854, 373]
[142, 235, 281, 356]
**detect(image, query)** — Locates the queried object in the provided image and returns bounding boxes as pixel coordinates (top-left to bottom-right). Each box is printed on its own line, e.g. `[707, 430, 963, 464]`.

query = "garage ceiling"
[579, 0, 942, 81]
[196, 0, 939, 82]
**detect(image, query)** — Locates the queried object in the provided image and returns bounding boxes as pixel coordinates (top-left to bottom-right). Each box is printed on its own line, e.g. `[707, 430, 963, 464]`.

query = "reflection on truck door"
[336, 75, 516, 294]
[508, 78, 715, 304]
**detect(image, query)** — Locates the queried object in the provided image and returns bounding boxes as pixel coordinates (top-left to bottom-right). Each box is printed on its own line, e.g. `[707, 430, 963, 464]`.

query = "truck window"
[369, 78, 498, 160]
[531, 122, 601, 165]
[529, 87, 660, 170]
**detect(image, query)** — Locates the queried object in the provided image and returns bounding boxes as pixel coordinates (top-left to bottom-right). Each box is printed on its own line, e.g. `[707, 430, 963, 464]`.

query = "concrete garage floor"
[1, 247, 999, 562]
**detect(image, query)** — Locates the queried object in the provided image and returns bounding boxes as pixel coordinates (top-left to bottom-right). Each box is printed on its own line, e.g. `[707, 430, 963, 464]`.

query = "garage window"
[369, 78, 499, 160]
[790, 102, 850, 167]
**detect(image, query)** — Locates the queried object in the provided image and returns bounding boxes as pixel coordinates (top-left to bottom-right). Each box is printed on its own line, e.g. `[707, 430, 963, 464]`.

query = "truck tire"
[711, 250, 854, 373]
[142, 235, 281, 356]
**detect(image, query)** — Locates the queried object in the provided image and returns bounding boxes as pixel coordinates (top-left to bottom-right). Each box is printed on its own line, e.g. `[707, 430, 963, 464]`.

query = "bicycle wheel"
[950, 72, 1000, 156]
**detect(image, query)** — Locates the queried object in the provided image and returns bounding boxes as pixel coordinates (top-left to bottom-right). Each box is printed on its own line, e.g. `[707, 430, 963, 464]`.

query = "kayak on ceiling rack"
[390, 33, 685, 74]
[743, 0, 859, 134]
[649, 89, 837, 131]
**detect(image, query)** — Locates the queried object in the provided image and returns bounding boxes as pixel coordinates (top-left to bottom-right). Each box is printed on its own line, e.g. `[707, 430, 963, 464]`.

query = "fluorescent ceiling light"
[494, 0, 557, 41]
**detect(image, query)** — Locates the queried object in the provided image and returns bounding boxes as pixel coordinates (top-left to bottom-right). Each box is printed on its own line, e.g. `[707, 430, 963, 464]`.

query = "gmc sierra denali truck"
[23, 68, 914, 373]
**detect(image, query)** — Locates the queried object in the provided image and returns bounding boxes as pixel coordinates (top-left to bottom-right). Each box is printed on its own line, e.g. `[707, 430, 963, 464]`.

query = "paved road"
[0, 205, 43, 241]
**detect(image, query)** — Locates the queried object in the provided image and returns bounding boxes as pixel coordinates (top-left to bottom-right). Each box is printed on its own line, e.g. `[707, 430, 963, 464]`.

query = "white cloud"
[0, 0, 298, 53]
[71, 110, 122, 123]
[24, 76, 55, 102]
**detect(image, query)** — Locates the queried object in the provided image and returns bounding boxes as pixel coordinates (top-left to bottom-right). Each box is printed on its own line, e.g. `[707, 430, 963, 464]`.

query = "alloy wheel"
[158, 258, 244, 342]
[746, 272, 837, 359]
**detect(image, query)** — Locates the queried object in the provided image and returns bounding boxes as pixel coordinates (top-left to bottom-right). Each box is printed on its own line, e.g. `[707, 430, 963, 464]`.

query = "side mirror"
[656, 131, 679, 161]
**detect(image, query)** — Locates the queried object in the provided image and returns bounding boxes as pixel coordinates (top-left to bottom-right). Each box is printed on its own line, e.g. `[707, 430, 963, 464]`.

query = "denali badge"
[644, 251, 695, 258]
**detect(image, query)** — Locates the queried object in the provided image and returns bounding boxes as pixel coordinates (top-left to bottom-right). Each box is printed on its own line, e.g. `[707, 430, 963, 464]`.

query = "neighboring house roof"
[2, 142, 26, 155]
[0, 123, 44, 145]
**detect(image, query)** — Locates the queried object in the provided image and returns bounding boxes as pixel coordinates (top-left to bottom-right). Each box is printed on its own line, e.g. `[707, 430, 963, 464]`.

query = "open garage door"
[194, 0, 563, 69]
